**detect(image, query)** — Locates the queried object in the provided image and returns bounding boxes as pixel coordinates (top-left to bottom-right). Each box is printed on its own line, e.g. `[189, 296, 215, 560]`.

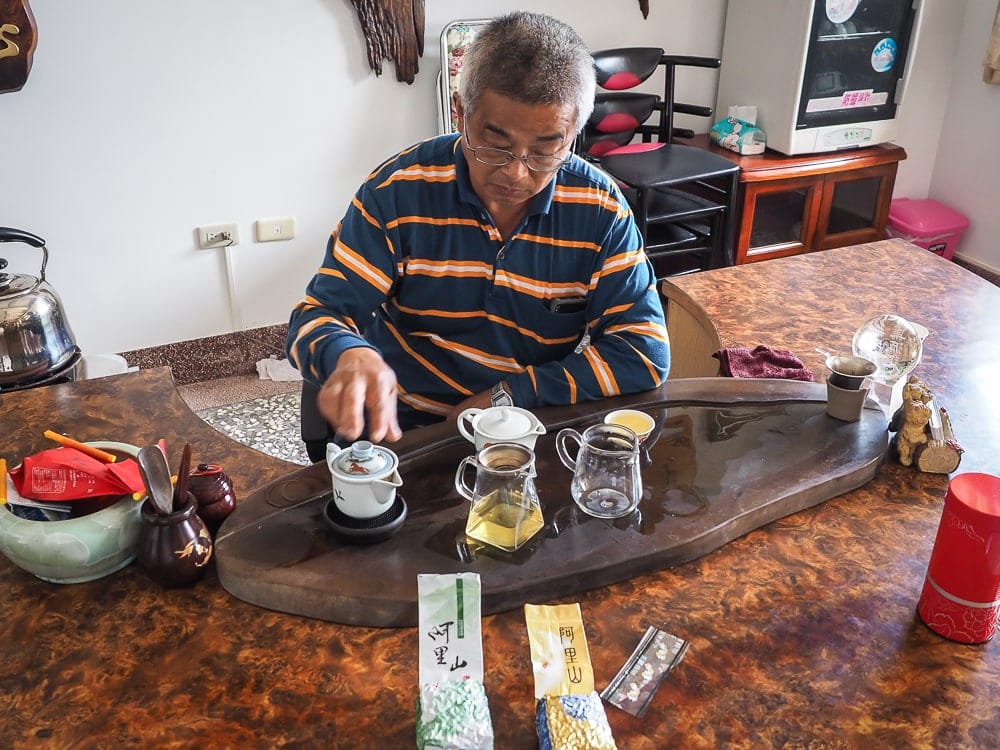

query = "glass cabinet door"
[800, 0, 918, 131]
[827, 176, 880, 234]
[817, 162, 897, 249]
[738, 176, 822, 263]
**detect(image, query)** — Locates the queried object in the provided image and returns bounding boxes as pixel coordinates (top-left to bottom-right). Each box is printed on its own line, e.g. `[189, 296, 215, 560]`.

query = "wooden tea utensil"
[174, 443, 192, 511]
[137, 445, 174, 515]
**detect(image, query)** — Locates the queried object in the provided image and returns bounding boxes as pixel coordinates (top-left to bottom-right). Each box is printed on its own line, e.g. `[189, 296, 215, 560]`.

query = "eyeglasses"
[461, 116, 574, 173]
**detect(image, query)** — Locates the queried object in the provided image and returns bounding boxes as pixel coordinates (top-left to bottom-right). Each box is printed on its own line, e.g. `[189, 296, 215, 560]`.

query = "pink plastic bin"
[887, 198, 969, 261]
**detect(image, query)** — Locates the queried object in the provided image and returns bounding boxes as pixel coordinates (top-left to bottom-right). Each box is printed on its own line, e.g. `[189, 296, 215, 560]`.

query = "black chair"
[580, 47, 740, 277]
[300, 379, 329, 463]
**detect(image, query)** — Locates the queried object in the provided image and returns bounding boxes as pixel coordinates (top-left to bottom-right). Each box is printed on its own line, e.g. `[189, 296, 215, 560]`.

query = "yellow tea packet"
[525, 603, 616, 750]
[524, 603, 595, 698]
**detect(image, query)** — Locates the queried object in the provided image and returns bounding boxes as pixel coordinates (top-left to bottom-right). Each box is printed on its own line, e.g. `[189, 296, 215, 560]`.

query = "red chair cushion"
[592, 47, 664, 90]
[604, 142, 665, 155]
[602, 72, 645, 90]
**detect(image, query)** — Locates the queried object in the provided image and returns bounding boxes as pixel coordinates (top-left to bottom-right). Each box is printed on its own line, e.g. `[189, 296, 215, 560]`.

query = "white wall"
[890, 0, 968, 199]
[927, 0, 1000, 272]
[0, 0, 971, 357]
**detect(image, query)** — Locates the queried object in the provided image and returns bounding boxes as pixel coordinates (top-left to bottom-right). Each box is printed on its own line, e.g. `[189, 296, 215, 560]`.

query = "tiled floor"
[177, 374, 302, 411]
[178, 374, 311, 466]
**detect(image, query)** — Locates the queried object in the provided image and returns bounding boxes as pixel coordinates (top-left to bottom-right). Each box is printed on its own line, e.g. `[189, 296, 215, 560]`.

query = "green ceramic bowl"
[0, 441, 143, 584]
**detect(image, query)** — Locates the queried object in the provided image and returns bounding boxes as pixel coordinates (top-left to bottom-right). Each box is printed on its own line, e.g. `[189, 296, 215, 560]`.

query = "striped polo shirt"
[287, 132, 670, 428]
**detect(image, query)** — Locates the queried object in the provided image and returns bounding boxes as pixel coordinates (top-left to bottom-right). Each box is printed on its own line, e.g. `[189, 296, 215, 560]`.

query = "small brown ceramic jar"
[138, 493, 213, 587]
[187, 463, 236, 534]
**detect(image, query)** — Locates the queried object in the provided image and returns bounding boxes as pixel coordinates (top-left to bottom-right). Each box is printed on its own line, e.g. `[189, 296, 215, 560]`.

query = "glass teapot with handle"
[454, 443, 544, 552]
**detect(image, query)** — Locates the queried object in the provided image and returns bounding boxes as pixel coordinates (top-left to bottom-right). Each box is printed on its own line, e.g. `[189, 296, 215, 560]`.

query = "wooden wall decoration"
[0, 0, 36, 94]
[346, 1, 650, 85]
[348, 0, 425, 84]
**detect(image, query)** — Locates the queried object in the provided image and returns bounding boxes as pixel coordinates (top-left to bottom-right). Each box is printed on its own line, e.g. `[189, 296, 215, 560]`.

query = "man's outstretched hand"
[318, 347, 402, 443]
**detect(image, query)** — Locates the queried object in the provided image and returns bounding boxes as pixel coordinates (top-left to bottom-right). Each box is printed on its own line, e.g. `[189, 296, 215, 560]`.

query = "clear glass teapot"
[556, 423, 642, 519]
[454, 443, 544, 552]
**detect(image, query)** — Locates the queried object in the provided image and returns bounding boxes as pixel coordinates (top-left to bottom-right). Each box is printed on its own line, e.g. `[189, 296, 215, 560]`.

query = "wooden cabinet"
[687, 135, 906, 264]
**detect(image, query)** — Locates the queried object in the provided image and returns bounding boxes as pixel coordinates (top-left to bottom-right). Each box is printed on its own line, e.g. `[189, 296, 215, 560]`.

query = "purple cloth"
[713, 345, 814, 382]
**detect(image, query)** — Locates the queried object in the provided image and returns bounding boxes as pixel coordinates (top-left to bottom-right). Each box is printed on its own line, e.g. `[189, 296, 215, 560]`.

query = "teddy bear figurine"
[887, 374, 963, 473]
[893, 398, 932, 467]
[888, 375, 932, 432]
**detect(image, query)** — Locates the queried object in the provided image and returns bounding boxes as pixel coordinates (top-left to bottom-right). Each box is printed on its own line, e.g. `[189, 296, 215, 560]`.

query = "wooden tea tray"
[215, 378, 887, 627]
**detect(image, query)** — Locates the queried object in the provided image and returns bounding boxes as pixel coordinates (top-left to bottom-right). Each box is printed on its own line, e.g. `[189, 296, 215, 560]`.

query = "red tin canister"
[917, 473, 1000, 643]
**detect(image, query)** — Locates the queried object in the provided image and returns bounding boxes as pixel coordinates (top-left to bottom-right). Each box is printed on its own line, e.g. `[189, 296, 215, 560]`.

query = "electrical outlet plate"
[198, 222, 239, 249]
[255, 216, 296, 242]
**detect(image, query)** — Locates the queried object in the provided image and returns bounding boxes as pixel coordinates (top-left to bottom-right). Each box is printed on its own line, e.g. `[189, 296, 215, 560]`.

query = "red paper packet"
[10, 447, 144, 501]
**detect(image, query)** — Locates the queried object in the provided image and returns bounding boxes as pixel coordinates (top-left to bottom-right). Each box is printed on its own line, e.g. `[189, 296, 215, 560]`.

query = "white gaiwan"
[457, 406, 546, 451]
[326, 441, 403, 519]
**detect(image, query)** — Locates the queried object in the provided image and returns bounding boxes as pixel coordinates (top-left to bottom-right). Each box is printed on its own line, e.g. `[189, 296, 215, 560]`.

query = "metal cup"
[826, 380, 871, 422]
[826, 355, 876, 390]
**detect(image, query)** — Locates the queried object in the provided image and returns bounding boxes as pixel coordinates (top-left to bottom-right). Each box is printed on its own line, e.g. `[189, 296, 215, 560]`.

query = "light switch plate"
[256, 216, 296, 242]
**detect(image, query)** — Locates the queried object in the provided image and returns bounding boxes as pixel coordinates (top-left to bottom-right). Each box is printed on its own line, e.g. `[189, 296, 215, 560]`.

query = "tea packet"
[600, 625, 689, 717]
[10, 448, 144, 500]
[524, 603, 616, 750]
[416, 573, 493, 750]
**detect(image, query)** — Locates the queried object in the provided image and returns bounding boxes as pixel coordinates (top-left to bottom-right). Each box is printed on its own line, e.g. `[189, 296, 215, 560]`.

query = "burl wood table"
[1, 239, 998, 748]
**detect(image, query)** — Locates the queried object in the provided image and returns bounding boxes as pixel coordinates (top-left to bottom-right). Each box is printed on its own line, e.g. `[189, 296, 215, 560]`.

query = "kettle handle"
[0, 227, 49, 282]
[0, 227, 46, 248]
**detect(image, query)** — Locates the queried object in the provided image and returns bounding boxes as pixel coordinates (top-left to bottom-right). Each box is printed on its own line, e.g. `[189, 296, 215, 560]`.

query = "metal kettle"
[0, 227, 79, 388]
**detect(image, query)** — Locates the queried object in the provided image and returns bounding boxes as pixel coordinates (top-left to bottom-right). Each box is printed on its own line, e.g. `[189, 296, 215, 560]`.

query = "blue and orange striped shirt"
[287, 133, 669, 428]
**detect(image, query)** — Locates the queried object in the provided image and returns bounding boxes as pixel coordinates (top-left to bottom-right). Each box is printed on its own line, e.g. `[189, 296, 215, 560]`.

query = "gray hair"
[457, 12, 596, 134]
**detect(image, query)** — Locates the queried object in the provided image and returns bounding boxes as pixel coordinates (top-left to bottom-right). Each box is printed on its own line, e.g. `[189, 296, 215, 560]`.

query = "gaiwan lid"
[330, 441, 398, 479]
[478, 407, 534, 439]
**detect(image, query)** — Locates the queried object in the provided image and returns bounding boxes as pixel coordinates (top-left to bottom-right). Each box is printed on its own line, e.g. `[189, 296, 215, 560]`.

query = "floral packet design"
[600, 626, 689, 718]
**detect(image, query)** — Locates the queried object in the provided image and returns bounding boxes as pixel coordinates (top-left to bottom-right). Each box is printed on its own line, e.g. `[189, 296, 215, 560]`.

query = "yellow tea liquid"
[606, 411, 653, 438]
[465, 489, 544, 552]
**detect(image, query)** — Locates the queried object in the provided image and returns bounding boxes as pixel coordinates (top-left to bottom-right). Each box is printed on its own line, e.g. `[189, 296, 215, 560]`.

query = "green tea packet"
[524, 603, 616, 750]
[416, 573, 493, 750]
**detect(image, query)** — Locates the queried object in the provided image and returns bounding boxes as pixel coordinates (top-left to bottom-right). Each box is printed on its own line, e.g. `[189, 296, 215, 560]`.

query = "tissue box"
[710, 117, 766, 155]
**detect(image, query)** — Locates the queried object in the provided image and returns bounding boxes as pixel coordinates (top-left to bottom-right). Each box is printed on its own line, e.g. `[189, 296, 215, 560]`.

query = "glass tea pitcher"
[454, 443, 544, 552]
[556, 423, 642, 518]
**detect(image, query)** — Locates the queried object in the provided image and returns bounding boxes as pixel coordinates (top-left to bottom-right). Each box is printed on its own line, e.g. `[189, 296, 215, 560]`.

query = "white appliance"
[716, 0, 924, 155]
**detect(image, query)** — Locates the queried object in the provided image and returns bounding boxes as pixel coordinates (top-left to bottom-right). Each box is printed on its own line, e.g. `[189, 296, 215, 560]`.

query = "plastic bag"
[10, 448, 144, 501]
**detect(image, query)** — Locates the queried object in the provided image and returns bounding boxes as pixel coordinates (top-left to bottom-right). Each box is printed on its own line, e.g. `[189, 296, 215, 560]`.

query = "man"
[287, 11, 669, 450]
